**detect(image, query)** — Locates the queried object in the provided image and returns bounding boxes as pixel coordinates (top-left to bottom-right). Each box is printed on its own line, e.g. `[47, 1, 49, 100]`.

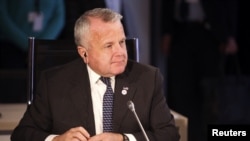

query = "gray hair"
[74, 8, 123, 48]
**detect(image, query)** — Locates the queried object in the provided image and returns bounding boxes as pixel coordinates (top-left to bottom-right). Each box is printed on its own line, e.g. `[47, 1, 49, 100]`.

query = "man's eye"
[120, 40, 124, 43]
[120, 40, 125, 44]
[120, 40, 126, 47]
[105, 44, 112, 48]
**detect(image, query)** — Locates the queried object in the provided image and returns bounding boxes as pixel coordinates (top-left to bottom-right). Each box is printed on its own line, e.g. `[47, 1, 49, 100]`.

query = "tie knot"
[100, 77, 111, 86]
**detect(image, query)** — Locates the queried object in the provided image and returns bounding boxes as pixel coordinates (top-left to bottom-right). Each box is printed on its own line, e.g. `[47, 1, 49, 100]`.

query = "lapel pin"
[121, 90, 127, 95]
[121, 87, 129, 95]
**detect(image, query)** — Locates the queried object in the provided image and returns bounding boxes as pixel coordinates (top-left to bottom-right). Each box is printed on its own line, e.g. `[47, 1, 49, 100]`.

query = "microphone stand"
[127, 101, 150, 141]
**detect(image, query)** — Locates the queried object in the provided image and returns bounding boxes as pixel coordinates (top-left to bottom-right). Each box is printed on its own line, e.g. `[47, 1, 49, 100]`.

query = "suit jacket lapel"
[113, 72, 137, 131]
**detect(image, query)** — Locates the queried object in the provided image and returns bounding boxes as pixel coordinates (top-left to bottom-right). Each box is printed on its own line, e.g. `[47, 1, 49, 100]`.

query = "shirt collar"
[87, 65, 115, 85]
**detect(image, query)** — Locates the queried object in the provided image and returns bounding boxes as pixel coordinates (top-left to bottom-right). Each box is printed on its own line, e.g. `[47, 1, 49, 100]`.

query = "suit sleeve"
[11, 72, 52, 141]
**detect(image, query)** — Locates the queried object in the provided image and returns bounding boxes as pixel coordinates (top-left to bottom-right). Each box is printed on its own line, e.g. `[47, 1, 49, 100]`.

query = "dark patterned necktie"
[100, 77, 114, 132]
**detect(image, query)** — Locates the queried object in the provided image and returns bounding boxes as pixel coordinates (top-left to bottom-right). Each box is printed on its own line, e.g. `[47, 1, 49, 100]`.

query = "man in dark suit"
[161, 0, 238, 141]
[11, 8, 180, 141]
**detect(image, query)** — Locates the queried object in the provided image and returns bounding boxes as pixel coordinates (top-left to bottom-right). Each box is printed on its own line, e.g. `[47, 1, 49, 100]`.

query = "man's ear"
[84, 52, 87, 57]
[77, 46, 88, 63]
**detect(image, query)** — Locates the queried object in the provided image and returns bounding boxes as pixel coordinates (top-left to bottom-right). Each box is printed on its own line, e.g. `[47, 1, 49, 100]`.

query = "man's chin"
[111, 61, 127, 73]
[112, 67, 126, 75]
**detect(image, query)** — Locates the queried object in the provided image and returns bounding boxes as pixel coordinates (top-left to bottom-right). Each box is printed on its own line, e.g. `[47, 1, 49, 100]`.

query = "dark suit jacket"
[11, 59, 180, 141]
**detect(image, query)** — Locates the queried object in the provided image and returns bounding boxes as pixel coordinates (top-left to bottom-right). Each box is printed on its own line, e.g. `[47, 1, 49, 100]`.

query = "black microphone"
[127, 100, 150, 141]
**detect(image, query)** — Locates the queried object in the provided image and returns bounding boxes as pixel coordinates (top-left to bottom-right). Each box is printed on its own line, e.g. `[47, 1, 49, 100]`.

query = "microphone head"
[127, 100, 135, 112]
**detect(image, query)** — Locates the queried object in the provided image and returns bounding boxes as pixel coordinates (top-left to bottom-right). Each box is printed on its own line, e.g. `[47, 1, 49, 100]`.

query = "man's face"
[84, 18, 128, 77]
